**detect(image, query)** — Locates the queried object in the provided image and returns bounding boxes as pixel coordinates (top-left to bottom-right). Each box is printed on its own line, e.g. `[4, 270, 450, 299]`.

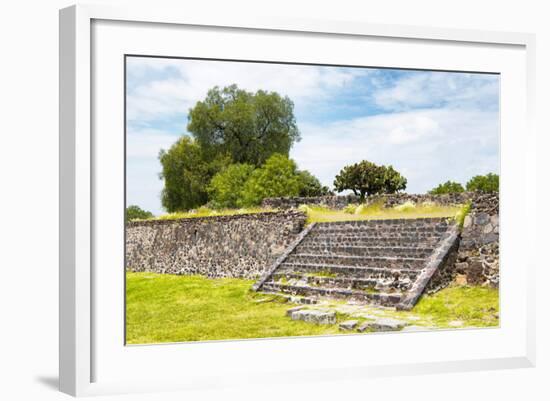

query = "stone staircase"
[253, 218, 460, 310]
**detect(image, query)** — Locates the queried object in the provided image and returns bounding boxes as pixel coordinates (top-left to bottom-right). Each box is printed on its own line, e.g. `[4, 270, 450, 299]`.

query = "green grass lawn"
[126, 272, 499, 344]
[301, 203, 466, 224]
[130, 202, 468, 226]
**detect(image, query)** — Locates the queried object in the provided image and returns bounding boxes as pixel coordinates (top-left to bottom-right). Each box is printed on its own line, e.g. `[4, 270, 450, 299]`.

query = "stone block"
[291, 309, 336, 325]
[370, 318, 407, 331]
[357, 318, 407, 332]
[339, 320, 359, 331]
[483, 223, 493, 234]
[286, 305, 305, 317]
[454, 274, 467, 285]
[474, 213, 490, 226]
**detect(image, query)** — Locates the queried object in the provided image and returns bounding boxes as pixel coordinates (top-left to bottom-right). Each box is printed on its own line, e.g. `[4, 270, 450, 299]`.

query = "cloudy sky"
[126, 56, 500, 215]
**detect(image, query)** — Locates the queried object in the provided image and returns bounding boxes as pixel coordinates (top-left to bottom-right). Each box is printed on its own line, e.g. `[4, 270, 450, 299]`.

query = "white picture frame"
[59, 4, 536, 397]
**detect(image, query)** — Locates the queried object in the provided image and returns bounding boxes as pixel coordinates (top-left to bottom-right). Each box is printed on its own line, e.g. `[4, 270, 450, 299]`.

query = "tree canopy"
[466, 173, 499, 193]
[159, 136, 229, 212]
[126, 205, 154, 222]
[297, 170, 331, 197]
[207, 163, 255, 209]
[429, 180, 465, 195]
[333, 160, 407, 201]
[187, 85, 300, 166]
[240, 154, 302, 206]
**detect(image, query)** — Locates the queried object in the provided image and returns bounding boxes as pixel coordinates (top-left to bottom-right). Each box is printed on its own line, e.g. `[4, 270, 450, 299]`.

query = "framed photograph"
[59, 4, 536, 397]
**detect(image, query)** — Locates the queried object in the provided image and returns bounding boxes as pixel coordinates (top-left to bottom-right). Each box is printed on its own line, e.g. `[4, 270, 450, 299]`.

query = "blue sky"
[126, 57, 499, 215]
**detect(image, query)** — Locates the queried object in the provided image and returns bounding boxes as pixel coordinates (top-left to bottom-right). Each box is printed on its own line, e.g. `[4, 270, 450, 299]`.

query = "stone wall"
[261, 192, 495, 210]
[262, 194, 360, 210]
[454, 208, 499, 287]
[126, 210, 306, 279]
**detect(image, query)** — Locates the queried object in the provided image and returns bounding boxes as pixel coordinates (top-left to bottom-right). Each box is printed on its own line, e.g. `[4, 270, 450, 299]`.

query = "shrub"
[239, 154, 302, 206]
[207, 163, 255, 209]
[126, 205, 154, 221]
[466, 173, 499, 193]
[429, 181, 465, 194]
[333, 160, 407, 201]
[297, 170, 331, 197]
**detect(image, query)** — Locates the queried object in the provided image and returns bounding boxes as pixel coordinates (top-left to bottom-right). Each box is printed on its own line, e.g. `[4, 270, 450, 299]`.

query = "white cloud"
[372, 71, 499, 111]
[291, 108, 499, 194]
[126, 57, 367, 122]
[126, 128, 181, 159]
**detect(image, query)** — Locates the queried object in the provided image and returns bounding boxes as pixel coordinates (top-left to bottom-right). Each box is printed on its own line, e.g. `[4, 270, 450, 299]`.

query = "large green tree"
[187, 85, 300, 166]
[206, 163, 255, 209]
[159, 136, 229, 212]
[333, 160, 407, 201]
[466, 173, 499, 192]
[240, 154, 302, 206]
[429, 180, 465, 195]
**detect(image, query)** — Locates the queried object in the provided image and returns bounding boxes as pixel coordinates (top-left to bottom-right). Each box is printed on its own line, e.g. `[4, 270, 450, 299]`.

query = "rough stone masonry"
[262, 192, 500, 288]
[126, 193, 499, 292]
[126, 210, 306, 279]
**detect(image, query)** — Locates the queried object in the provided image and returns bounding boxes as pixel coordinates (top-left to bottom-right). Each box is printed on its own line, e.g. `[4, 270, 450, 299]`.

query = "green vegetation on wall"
[429, 180, 465, 194]
[466, 173, 499, 193]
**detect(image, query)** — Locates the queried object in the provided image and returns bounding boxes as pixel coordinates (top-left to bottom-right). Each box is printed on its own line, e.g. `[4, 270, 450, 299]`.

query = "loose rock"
[291, 309, 336, 325]
[286, 305, 305, 317]
[339, 320, 359, 331]
[357, 318, 407, 332]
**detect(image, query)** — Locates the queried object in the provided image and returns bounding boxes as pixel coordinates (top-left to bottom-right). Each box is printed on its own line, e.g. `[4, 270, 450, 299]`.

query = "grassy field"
[133, 206, 278, 221]
[130, 202, 468, 225]
[301, 202, 467, 224]
[126, 272, 499, 344]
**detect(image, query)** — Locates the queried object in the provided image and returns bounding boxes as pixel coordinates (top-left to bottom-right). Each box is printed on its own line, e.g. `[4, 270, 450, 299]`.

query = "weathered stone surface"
[126, 211, 306, 279]
[262, 192, 498, 213]
[339, 320, 359, 331]
[357, 318, 406, 332]
[454, 274, 467, 285]
[357, 321, 372, 333]
[286, 306, 305, 317]
[370, 318, 407, 331]
[291, 309, 336, 325]
[475, 213, 490, 226]
[483, 223, 494, 234]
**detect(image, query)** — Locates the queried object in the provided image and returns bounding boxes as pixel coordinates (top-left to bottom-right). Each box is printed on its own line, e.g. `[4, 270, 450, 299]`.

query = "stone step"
[270, 272, 414, 291]
[260, 282, 404, 306]
[311, 226, 449, 236]
[313, 217, 448, 227]
[285, 253, 426, 269]
[301, 236, 441, 248]
[277, 262, 421, 280]
[297, 245, 434, 258]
